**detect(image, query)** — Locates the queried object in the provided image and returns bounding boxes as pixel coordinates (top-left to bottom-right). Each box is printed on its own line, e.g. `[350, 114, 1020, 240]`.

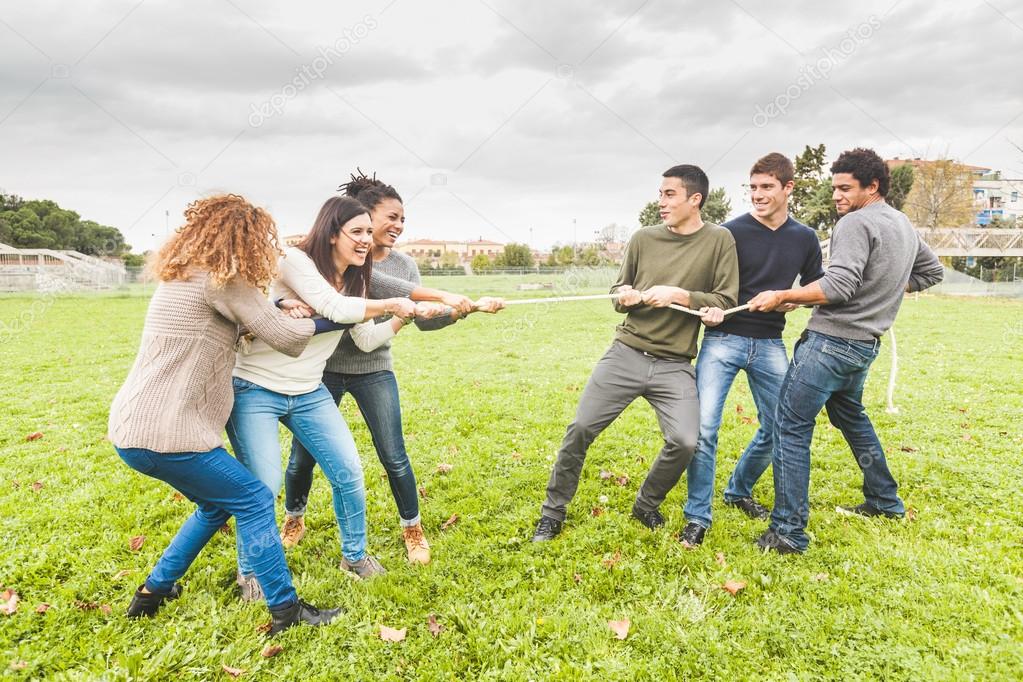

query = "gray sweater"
[809, 201, 943, 341]
[324, 249, 457, 374]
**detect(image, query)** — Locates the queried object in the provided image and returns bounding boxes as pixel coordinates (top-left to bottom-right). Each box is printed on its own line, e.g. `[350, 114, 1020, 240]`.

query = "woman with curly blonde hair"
[108, 194, 344, 636]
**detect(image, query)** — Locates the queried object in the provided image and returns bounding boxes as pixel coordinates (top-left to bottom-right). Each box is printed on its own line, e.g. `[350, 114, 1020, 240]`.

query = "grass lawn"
[1, 277, 1021, 680]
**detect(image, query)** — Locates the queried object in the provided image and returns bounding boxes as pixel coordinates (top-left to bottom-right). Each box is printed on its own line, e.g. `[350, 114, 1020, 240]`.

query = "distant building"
[396, 238, 505, 266]
[281, 234, 305, 247]
[886, 158, 1022, 226]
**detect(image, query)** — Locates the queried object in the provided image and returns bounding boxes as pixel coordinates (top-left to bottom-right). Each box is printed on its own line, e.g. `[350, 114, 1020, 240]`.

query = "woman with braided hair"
[280, 171, 504, 565]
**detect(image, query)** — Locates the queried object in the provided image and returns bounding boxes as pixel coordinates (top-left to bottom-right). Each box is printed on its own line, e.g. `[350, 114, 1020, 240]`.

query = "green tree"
[701, 187, 731, 224]
[470, 253, 492, 273]
[555, 245, 575, 266]
[638, 201, 660, 227]
[499, 243, 534, 268]
[0, 194, 129, 254]
[122, 252, 147, 267]
[790, 144, 837, 234]
[888, 164, 915, 212]
[574, 245, 603, 266]
[439, 251, 460, 269]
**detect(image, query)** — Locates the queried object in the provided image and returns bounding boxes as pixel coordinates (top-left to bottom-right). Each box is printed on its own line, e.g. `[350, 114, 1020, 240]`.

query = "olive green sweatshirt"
[611, 223, 739, 360]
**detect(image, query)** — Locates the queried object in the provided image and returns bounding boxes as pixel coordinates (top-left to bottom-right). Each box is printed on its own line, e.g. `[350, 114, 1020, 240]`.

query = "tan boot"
[402, 523, 431, 565]
[280, 514, 305, 549]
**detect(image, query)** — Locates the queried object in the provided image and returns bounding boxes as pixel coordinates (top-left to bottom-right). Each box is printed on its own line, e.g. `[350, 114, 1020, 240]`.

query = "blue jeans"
[114, 446, 297, 609]
[770, 330, 905, 551]
[226, 377, 367, 571]
[285, 370, 420, 526]
[685, 331, 789, 528]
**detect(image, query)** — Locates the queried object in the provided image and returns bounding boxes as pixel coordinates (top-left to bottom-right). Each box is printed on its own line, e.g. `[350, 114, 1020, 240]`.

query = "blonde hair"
[150, 194, 282, 289]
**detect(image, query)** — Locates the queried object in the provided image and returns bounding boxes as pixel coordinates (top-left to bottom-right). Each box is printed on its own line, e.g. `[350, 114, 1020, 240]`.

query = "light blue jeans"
[226, 377, 367, 573]
[685, 330, 789, 528]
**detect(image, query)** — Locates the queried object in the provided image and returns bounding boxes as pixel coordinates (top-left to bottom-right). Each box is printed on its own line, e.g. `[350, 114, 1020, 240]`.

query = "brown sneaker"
[402, 523, 431, 565]
[280, 514, 306, 549]
[339, 554, 387, 580]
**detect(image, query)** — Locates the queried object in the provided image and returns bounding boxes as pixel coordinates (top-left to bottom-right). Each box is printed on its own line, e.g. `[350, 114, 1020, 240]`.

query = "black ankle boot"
[268, 599, 342, 636]
[126, 583, 182, 618]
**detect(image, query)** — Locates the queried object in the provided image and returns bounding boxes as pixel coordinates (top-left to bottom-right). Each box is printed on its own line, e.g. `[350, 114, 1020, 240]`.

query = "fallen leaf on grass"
[112, 569, 132, 581]
[590, 506, 604, 517]
[1, 589, 19, 615]
[573, 573, 583, 584]
[510, 452, 522, 461]
[735, 404, 744, 414]
[956, 407, 967, 413]
[601, 551, 622, 569]
[418, 486, 428, 499]
[222, 664, 245, 677]
[608, 618, 631, 640]
[812, 573, 830, 582]
[31, 481, 43, 492]
[129, 535, 145, 551]
[9, 661, 28, 671]
[379, 625, 407, 642]
[35, 603, 51, 613]
[714, 552, 727, 567]
[256, 621, 272, 634]
[11, 480, 19, 489]
[740, 416, 755, 425]
[614, 475, 629, 487]
[100, 604, 112, 615]
[219, 524, 233, 536]
[260, 644, 283, 658]
[899, 445, 918, 453]
[74, 601, 111, 614]
[171, 492, 185, 502]
[436, 463, 453, 475]
[440, 513, 459, 531]
[427, 614, 443, 637]
[26, 432, 44, 441]
[961, 434, 973, 442]
[722, 580, 747, 596]
[906, 507, 918, 521]
[599, 469, 614, 481]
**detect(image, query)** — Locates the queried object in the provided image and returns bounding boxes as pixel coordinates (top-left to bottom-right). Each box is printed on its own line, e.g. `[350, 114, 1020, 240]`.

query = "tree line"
[0, 191, 130, 256]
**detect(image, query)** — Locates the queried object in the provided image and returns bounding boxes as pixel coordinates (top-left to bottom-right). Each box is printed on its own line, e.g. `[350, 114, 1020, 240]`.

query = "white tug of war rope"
[475, 292, 901, 413]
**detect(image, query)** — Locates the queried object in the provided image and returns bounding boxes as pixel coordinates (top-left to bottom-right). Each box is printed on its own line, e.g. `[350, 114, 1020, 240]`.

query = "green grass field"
[1, 276, 1021, 680]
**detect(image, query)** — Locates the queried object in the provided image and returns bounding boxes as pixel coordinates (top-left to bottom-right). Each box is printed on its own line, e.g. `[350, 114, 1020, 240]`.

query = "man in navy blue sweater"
[679, 153, 824, 548]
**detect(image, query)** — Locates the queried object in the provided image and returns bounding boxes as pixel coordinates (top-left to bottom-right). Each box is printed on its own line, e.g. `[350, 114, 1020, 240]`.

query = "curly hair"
[150, 194, 282, 289]
[830, 148, 890, 197]
[338, 168, 402, 211]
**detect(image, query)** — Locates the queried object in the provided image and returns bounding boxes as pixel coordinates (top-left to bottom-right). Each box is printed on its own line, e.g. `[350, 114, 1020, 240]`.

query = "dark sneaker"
[340, 555, 387, 580]
[268, 599, 342, 636]
[725, 496, 771, 520]
[126, 583, 182, 618]
[530, 516, 563, 542]
[678, 522, 707, 548]
[631, 504, 665, 531]
[836, 503, 904, 520]
[754, 529, 802, 555]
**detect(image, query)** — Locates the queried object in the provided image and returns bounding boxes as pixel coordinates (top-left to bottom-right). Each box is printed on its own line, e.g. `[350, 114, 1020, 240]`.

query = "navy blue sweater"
[715, 213, 824, 339]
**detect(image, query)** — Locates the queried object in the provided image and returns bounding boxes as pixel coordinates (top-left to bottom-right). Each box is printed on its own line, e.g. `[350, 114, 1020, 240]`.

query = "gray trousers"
[541, 340, 700, 522]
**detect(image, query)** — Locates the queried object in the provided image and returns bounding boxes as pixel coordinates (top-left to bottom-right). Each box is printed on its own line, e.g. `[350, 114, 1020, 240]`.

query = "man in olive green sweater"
[532, 164, 739, 541]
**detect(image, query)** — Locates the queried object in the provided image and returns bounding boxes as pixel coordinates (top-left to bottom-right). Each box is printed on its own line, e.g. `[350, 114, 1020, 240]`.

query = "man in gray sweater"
[747, 147, 944, 553]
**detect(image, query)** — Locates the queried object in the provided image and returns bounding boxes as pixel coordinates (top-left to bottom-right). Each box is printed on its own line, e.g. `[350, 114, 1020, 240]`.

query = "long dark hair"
[298, 196, 372, 296]
[338, 168, 402, 212]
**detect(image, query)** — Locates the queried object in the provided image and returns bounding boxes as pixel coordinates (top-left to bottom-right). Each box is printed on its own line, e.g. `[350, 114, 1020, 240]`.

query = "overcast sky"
[2, 0, 1021, 252]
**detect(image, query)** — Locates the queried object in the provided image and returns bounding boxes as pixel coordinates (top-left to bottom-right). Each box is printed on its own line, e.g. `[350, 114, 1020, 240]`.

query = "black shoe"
[724, 496, 771, 520]
[754, 529, 802, 555]
[677, 522, 707, 548]
[836, 503, 904, 520]
[631, 504, 665, 531]
[126, 583, 182, 618]
[268, 599, 342, 637]
[530, 516, 563, 542]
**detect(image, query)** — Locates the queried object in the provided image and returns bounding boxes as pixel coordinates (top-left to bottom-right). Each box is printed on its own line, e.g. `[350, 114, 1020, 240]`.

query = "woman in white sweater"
[227, 196, 432, 598]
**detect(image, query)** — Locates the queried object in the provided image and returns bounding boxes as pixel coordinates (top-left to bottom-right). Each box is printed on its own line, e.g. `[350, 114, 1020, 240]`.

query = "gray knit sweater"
[324, 250, 457, 375]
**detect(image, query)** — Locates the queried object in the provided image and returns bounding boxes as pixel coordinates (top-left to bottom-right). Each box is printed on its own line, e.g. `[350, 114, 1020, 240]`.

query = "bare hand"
[699, 306, 725, 326]
[414, 302, 446, 319]
[473, 296, 505, 314]
[386, 297, 417, 320]
[777, 302, 799, 313]
[747, 290, 785, 312]
[641, 285, 686, 308]
[278, 299, 315, 318]
[440, 292, 474, 316]
[615, 285, 643, 307]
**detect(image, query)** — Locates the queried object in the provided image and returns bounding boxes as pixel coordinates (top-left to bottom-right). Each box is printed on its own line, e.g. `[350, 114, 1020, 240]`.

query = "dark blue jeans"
[114, 446, 298, 609]
[685, 330, 789, 528]
[285, 370, 420, 525]
[770, 330, 905, 551]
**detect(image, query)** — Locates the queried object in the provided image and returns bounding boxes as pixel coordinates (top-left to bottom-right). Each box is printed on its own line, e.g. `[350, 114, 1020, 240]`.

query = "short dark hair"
[338, 168, 402, 212]
[662, 164, 709, 208]
[750, 152, 794, 185]
[830, 148, 890, 197]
